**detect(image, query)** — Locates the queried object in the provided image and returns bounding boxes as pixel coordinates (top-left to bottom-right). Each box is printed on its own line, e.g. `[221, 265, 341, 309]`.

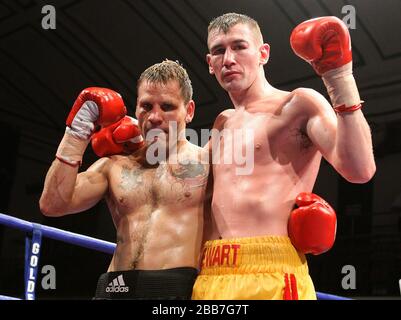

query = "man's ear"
[135, 104, 139, 119]
[135, 101, 141, 119]
[206, 54, 215, 75]
[185, 100, 195, 124]
[260, 43, 270, 65]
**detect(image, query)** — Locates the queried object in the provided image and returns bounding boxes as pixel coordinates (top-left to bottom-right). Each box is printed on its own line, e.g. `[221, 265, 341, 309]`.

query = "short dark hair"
[208, 12, 262, 41]
[137, 59, 193, 104]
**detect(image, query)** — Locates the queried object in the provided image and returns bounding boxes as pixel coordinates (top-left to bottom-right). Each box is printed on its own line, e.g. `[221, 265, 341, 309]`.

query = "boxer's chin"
[146, 135, 165, 146]
[221, 79, 244, 93]
[150, 134, 170, 149]
[145, 129, 167, 143]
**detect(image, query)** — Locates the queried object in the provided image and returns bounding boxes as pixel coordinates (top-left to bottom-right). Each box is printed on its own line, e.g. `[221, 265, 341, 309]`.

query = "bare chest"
[216, 111, 309, 165]
[108, 162, 209, 211]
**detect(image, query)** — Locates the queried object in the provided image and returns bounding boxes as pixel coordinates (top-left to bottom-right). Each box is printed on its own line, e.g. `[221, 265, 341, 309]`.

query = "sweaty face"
[207, 24, 265, 93]
[135, 80, 191, 146]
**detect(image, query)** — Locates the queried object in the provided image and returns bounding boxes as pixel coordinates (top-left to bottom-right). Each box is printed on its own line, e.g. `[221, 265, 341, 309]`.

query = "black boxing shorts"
[93, 267, 198, 300]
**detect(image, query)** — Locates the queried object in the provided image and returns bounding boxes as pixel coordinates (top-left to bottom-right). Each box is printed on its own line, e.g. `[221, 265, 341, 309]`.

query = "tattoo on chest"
[161, 161, 208, 188]
[115, 160, 208, 269]
[118, 160, 208, 205]
[171, 162, 207, 179]
[119, 165, 144, 191]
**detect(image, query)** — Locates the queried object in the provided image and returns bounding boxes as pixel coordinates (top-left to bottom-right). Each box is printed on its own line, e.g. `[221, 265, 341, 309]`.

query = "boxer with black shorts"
[40, 60, 210, 299]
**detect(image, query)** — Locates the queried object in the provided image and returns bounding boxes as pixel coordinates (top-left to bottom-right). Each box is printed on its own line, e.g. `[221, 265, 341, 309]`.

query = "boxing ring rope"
[0, 213, 350, 300]
[0, 213, 116, 254]
[0, 212, 115, 300]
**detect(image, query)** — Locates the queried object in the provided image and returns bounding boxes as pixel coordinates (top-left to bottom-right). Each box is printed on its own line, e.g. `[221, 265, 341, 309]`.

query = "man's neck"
[229, 73, 275, 108]
[141, 138, 188, 167]
[165, 139, 189, 162]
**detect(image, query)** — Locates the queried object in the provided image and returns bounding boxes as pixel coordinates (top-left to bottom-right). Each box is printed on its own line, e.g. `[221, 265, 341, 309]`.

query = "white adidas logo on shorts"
[106, 274, 129, 293]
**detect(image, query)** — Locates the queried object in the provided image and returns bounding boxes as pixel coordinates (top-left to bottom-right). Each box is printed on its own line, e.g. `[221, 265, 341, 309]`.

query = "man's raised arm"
[290, 16, 376, 183]
[39, 87, 127, 216]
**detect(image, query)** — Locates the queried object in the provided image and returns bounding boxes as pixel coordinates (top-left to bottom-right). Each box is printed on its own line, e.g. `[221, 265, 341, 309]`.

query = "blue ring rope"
[0, 213, 116, 254]
[0, 212, 350, 300]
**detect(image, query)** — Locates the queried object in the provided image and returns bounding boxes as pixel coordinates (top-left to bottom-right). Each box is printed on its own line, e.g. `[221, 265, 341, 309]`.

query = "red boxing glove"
[66, 87, 127, 140]
[288, 192, 337, 255]
[290, 16, 351, 76]
[91, 116, 144, 157]
[290, 17, 362, 112]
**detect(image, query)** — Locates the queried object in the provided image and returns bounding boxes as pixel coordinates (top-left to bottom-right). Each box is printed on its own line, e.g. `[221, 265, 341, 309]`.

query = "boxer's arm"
[40, 153, 109, 216]
[40, 87, 126, 216]
[290, 17, 375, 183]
[296, 88, 375, 183]
[40, 151, 110, 217]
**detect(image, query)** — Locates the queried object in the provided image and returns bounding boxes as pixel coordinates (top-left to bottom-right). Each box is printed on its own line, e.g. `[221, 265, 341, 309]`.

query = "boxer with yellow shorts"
[196, 12, 375, 300]
[192, 236, 315, 300]
[193, 193, 336, 300]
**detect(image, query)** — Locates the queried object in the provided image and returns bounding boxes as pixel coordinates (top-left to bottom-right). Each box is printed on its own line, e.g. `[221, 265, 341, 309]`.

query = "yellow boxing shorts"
[192, 236, 316, 300]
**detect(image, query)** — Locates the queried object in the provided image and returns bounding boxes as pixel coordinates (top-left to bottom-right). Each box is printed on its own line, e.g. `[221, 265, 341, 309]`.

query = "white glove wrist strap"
[322, 62, 362, 110]
[56, 130, 89, 167]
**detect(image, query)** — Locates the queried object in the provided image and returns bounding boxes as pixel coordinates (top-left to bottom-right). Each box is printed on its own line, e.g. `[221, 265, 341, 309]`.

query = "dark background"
[0, 0, 400, 299]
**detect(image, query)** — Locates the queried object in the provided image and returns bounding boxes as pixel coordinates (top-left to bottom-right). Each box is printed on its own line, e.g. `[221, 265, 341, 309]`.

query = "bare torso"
[105, 143, 209, 271]
[210, 89, 322, 239]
